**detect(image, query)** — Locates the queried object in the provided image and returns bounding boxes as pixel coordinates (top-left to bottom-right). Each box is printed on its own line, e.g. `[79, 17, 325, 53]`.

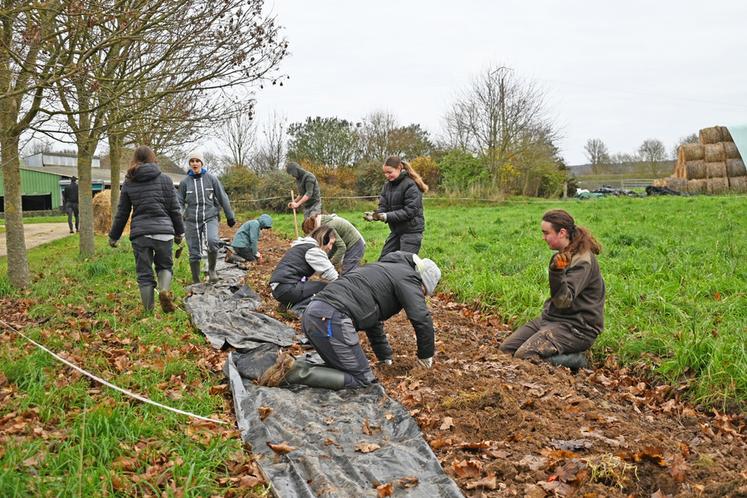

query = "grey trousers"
[131, 236, 173, 288]
[340, 239, 365, 274]
[379, 231, 423, 259]
[303, 200, 322, 220]
[302, 300, 376, 388]
[185, 218, 220, 262]
[499, 317, 596, 359]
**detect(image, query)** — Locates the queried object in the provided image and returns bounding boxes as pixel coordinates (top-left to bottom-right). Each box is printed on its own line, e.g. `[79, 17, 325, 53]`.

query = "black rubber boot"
[207, 251, 219, 283]
[547, 352, 589, 372]
[139, 286, 155, 312]
[283, 359, 346, 390]
[189, 261, 201, 284]
[157, 270, 176, 313]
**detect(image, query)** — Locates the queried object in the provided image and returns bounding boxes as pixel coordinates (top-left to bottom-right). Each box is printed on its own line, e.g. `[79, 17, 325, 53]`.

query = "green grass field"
[268, 195, 747, 409]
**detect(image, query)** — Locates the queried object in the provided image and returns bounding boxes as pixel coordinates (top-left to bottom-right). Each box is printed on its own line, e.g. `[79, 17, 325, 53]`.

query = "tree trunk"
[1, 133, 30, 288]
[108, 132, 123, 215]
[77, 139, 96, 257]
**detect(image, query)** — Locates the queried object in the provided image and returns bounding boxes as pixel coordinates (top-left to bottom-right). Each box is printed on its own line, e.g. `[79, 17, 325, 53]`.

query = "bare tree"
[584, 138, 610, 175]
[638, 138, 668, 176]
[219, 108, 257, 168]
[671, 133, 698, 160]
[253, 111, 287, 172]
[358, 111, 397, 162]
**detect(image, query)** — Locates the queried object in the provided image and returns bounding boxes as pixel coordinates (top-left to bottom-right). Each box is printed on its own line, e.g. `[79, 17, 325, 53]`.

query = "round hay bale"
[706, 161, 727, 179]
[669, 178, 687, 192]
[706, 177, 729, 195]
[724, 142, 741, 160]
[652, 178, 667, 187]
[686, 160, 707, 179]
[704, 143, 725, 162]
[719, 126, 733, 142]
[728, 175, 747, 193]
[699, 126, 722, 144]
[92, 190, 130, 235]
[726, 159, 747, 177]
[687, 179, 707, 194]
[679, 143, 705, 161]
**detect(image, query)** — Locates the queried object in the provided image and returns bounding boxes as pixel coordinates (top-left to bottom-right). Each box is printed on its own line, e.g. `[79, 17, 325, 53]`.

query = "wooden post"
[290, 189, 299, 238]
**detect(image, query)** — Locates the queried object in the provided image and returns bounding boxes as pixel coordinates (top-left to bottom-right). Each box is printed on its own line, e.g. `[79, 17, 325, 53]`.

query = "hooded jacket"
[269, 236, 339, 285]
[178, 170, 234, 225]
[63, 181, 79, 206]
[232, 214, 272, 256]
[109, 163, 185, 240]
[313, 251, 435, 359]
[286, 162, 321, 206]
[542, 251, 605, 337]
[377, 170, 425, 235]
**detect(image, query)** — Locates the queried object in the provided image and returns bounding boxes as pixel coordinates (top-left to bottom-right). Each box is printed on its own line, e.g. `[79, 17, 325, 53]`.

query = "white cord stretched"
[1, 319, 228, 425]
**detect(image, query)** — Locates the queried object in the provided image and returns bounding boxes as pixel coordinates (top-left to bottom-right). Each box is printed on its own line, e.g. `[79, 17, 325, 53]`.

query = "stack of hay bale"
[669, 126, 747, 194]
[92, 190, 131, 235]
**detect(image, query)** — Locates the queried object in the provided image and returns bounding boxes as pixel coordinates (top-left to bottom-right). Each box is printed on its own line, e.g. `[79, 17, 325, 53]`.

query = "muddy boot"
[547, 352, 589, 372]
[139, 285, 155, 312]
[207, 251, 219, 283]
[189, 260, 201, 284]
[283, 359, 346, 390]
[157, 270, 176, 313]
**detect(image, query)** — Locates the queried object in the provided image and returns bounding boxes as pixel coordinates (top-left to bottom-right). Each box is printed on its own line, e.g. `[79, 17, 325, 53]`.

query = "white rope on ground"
[0, 318, 229, 425]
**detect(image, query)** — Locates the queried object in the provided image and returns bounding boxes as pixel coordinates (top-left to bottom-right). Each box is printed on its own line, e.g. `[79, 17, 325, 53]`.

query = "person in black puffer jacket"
[364, 156, 428, 259]
[109, 146, 185, 313]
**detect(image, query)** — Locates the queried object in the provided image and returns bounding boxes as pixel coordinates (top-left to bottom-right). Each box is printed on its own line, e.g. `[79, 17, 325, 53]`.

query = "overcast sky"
[253, 0, 747, 165]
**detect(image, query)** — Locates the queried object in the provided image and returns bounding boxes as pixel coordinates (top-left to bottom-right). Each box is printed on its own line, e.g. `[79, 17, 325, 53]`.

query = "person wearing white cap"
[178, 150, 236, 283]
[259, 251, 442, 390]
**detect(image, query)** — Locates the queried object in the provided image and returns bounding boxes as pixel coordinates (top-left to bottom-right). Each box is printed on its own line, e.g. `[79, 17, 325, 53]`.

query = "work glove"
[174, 234, 183, 245]
[227, 218, 236, 228]
[363, 211, 375, 222]
[416, 357, 433, 369]
[108, 238, 118, 248]
[372, 212, 386, 222]
[550, 252, 571, 271]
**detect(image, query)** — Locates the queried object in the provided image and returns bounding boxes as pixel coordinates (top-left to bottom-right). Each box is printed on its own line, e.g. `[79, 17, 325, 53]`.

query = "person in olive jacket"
[109, 146, 185, 313]
[499, 209, 605, 370]
[286, 161, 322, 220]
[364, 156, 428, 259]
[178, 150, 235, 284]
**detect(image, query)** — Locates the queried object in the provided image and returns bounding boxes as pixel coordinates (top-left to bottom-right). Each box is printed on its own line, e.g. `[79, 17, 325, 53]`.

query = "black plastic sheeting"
[226, 350, 464, 498]
[183, 257, 297, 350]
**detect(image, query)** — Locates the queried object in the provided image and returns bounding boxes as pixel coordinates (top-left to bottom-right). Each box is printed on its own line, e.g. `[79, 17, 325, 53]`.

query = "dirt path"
[0, 223, 72, 257]
[231, 229, 747, 497]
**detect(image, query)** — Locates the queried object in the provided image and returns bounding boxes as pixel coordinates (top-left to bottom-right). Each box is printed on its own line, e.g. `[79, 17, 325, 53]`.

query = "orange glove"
[551, 252, 571, 270]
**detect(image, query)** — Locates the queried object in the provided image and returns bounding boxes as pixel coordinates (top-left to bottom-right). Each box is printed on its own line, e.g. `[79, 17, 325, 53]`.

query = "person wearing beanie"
[227, 214, 273, 263]
[301, 213, 366, 274]
[178, 150, 235, 283]
[285, 161, 322, 220]
[260, 251, 441, 390]
[499, 209, 605, 371]
[108, 146, 185, 313]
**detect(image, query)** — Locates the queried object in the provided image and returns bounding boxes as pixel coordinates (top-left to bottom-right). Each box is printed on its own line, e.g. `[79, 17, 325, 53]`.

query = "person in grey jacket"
[109, 146, 185, 313]
[269, 226, 338, 310]
[499, 209, 605, 371]
[364, 156, 428, 259]
[178, 150, 235, 283]
[260, 251, 441, 390]
[286, 161, 322, 219]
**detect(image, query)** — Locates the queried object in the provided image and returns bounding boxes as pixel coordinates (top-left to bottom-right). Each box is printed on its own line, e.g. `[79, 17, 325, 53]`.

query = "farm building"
[0, 151, 183, 213]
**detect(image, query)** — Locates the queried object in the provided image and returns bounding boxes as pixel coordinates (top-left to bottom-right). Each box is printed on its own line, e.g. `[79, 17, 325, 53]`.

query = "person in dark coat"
[286, 161, 322, 220]
[109, 146, 185, 313]
[364, 156, 428, 259]
[62, 176, 79, 233]
[499, 209, 605, 370]
[260, 251, 441, 390]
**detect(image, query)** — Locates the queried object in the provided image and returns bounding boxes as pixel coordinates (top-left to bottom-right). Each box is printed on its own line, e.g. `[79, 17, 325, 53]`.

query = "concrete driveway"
[0, 223, 73, 257]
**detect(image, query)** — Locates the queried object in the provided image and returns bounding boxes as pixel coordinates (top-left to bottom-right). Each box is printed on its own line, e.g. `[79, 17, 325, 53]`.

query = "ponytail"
[542, 209, 601, 256]
[384, 155, 429, 193]
[127, 145, 158, 179]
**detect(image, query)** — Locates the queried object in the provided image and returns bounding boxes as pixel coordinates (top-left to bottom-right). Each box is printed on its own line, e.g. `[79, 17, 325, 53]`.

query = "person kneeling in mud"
[269, 226, 338, 313]
[261, 252, 441, 390]
[226, 213, 272, 264]
[499, 209, 605, 370]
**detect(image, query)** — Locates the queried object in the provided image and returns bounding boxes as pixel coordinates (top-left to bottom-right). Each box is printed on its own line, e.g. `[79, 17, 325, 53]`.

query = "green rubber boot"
[189, 261, 201, 284]
[139, 286, 155, 312]
[207, 251, 219, 283]
[283, 359, 347, 390]
[547, 352, 589, 372]
[157, 270, 176, 313]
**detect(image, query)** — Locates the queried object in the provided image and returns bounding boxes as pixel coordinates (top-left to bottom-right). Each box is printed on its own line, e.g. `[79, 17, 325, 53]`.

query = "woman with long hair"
[364, 155, 428, 259]
[109, 146, 185, 313]
[499, 209, 605, 370]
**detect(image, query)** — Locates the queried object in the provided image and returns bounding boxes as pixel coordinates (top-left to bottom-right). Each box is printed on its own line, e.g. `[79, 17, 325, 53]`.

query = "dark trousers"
[271, 280, 327, 308]
[233, 246, 257, 261]
[340, 239, 365, 274]
[131, 236, 173, 288]
[499, 317, 596, 359]
[66, 203, 79, 232]
[302, 300, 376, 388]
[379, 231, 423, 259]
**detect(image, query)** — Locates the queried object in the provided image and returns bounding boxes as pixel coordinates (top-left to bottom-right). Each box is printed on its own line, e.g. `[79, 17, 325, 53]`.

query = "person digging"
[259, 251, 441, 390]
